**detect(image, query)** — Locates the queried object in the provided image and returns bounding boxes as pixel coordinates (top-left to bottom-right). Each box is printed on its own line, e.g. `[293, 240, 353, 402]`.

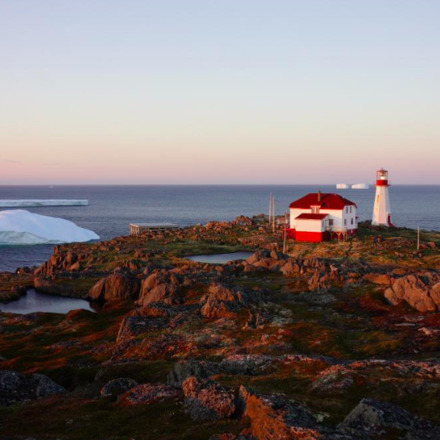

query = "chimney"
[317, 190, 321, 202]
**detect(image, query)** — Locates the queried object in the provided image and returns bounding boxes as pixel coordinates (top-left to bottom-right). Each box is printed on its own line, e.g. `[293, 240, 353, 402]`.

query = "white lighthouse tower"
[372, 168, 393, 226]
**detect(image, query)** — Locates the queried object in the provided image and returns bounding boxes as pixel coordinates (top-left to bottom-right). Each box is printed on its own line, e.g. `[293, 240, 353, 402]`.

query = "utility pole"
[268, 193, 272, 225]
[272, 196, 276, 233]
[417, 226, 420, 251]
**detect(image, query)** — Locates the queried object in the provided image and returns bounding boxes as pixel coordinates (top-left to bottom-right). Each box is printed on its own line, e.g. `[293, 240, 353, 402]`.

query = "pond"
[0, 289, 96, 315]
[184, 251, 253, 264]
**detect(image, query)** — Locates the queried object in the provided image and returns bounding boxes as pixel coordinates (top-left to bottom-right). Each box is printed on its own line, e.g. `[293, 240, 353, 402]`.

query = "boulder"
[238, 386, 320, 440]
[233, 215, 253, 226]
[167, 360, 220, 387]
[100, 378, 138, 399]
[200, 283, 250, 319]
[363, 273, 392, 285]
[182, 376, 236, 421]
[384, 274, 439, 312]
[219, 355, 275, 376]
[245, 250, 271, 265]
[0, 370, 65, 406]
[118, 383, 180, 406]
[137, 270, 181, 307]
[338, 398, 440, 439]
[88, 273, 140, 302]
[281, 259, 301, 276]
[116, 316, 168, 343]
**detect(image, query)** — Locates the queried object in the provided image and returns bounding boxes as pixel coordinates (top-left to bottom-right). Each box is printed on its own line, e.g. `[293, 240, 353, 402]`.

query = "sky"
[0, 0, 439, 184]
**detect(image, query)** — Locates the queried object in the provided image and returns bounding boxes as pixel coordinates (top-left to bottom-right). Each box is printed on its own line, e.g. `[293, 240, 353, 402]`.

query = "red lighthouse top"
[376, 168, 389, 186]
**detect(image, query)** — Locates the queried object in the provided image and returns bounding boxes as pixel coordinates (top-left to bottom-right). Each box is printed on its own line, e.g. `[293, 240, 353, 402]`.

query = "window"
[344, 219, 347, 226]
[351, 218, 354, 225]
[329, 219, 334, 226]
[350, 206, 352, 213]
[311, 206, 319, 213]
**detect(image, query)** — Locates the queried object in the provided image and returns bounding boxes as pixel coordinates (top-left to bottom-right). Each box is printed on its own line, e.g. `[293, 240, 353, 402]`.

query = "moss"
[0, 396, 242, 439]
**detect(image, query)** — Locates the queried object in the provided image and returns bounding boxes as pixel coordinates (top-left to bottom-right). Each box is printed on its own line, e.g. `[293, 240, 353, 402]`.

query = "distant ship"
[351, 183, 369, 189]
[336, 183, 349, 189]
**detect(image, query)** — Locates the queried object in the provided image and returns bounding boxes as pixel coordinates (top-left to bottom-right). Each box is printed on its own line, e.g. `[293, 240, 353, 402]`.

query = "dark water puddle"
[184, 251, 253, 264]
[0, 289, 96, 315]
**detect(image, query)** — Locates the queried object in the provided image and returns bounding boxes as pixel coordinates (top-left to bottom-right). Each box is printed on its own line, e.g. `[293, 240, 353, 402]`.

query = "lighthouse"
[372, 168, 393, 226]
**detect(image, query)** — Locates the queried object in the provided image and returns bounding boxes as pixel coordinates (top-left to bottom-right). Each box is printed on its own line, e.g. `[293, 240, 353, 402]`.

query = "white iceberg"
[0, 199, 88, 207]
[336, 183, 349, 189]
[351, 183, 369, 189]
[0, 209, 99, 245]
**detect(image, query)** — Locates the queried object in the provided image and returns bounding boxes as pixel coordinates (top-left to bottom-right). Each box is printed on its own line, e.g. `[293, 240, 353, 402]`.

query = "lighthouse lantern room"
[372, 168, 393, 226]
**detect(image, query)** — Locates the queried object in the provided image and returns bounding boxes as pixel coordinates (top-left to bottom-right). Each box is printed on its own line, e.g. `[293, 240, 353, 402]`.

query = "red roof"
[295, 213, 328, 220]
[289, 193, 357, 210]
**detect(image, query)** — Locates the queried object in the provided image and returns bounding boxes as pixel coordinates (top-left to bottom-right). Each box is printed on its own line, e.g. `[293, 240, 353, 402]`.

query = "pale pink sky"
[1, 1, 439, 184]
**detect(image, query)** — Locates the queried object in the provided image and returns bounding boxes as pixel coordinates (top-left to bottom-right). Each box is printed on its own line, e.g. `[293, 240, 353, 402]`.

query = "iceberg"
[336, 183, 349, 189]
[0, 199, 88, 207]
[351, 183, 369, 189]
[0, 210, 99, 245]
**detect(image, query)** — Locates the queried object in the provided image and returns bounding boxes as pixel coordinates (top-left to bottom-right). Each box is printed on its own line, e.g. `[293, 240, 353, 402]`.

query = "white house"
[287, 192, 358, 242]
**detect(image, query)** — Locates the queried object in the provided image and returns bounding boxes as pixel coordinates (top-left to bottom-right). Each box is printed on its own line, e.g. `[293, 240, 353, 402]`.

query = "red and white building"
[287, 192, 358, 242]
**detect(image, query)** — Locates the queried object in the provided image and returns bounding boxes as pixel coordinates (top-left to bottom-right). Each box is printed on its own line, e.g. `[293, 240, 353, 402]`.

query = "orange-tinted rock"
[88, 273, 140, 302]
[384, 274, 439, 312]
[363, 273, 391, 285]
[182, 376, 235, 421]
[137, 270, 181, 307]
[238, 386, 320, 440]
[200, 283, 249, 319]
[118, 383, 180, 406]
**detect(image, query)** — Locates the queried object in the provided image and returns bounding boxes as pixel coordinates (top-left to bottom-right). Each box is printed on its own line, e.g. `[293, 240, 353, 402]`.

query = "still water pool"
[0, 289, 96, 315]
[185, 251, 253, 264]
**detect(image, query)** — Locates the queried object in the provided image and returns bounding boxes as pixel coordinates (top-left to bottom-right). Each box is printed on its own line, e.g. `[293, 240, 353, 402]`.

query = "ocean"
[0, 185, 439, 272]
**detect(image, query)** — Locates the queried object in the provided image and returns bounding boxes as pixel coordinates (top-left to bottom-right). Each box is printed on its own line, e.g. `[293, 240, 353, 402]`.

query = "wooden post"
[417, 226, 420, 250]
[283, 225, 287, 253]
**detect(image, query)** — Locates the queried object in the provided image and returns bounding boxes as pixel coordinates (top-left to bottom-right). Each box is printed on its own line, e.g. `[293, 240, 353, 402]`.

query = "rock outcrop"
[384, 273, 440, 312]
[34, 276, 75, 297]
[116, 315, 168, 343]
[182, 376, 236, 421]
[88, 272, 140, 302]
[118, 383, 180, 406]
[337, 398, 440, 439]
[238, 386, 320, 440]
[200, 283, 250, 319]
[0, 370, 65, 406]
[100, 377, 138, 400]
[137, 270, 182, 307]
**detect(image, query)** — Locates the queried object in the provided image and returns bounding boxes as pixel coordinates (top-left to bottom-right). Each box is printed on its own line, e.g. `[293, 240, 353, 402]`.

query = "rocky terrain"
[1, 216, 440, 439]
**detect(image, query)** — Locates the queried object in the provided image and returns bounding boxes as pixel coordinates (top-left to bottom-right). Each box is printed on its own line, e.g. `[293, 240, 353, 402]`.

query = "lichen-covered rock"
[200, 283, 249, 319]
[34, 277, 75, 297]
[0, 370, 65, 406]
[182, 376, 236, 421]
[118, 383, 180, 405]
[363, 273, 392, 285]
[100, 377, 138, 399]
[137, 270, 181, 307]
[88, 272, 140, 302]
[168, 360, 220, 386]
[116, 315, 168, 343]
[238, 386, 320, 440]
[384, 274, 439, 312]
[338, 398, 440, 439]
